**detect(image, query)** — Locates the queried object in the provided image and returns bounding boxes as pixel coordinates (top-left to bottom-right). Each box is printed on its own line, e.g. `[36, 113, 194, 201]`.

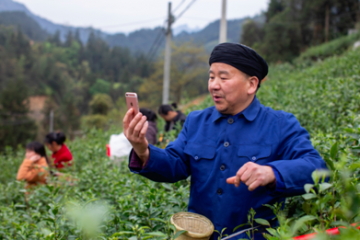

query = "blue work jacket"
[129, 96, 327, 239]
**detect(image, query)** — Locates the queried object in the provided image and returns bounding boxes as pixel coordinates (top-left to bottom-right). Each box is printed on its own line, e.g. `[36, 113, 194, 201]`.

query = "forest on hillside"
[0, 10, 249, 54]
[0, 26, 209, 151]
[241, 0, 359, 62]
[0, 0, 359, 151]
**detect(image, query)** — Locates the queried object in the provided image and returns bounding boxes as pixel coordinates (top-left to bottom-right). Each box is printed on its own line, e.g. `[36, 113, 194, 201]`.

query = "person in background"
[17, 142, 49, 188]
[140, 108, 158, 145]
[45, 132, 73, 169]
[158, 103, 186, 132]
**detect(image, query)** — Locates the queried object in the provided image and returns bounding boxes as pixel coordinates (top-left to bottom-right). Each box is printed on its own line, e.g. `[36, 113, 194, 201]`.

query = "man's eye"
[221, 78, 227, 80]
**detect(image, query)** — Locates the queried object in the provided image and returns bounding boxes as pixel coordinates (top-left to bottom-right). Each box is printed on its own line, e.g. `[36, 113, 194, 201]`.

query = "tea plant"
[1, 48, 360, 239]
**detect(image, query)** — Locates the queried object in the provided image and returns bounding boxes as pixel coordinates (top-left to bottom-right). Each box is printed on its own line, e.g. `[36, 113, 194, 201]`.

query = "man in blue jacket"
[123, 43, 327, 239]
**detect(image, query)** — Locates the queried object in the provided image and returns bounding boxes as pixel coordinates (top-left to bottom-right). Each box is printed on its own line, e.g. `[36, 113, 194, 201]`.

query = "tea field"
[1, 48, 360, 239]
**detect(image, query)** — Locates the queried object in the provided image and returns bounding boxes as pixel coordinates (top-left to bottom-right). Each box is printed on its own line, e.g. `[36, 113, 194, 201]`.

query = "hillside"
[1, 47, 360, 239]
[0, 0, 262, 53]
[0, 0, 106, 43]
[175, 14, 265, 52]
[0, 11, 48, 41]
[105, 17, 252, 54]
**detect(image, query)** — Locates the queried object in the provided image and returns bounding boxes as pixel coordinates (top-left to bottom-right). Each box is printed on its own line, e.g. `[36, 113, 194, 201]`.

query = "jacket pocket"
[184, 143, 216, 183]
[237, 145, 272, 162]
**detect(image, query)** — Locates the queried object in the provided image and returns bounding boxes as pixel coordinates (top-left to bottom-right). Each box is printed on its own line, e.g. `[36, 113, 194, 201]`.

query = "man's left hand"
[226, 162, 275, 191]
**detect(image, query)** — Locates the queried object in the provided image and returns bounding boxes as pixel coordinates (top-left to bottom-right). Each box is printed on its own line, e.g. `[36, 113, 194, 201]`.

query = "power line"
[173, 0, 187, 13]
[146, 0, 199, 61]
[181, 16, 217, 21]
[146, 19, 168, 60]
[148, 34, 166, 61]
[147, 28, 166, 61]
[99, 17, 165, 29]
[175, 0, 198, 21]
[147, 27, 165, 55]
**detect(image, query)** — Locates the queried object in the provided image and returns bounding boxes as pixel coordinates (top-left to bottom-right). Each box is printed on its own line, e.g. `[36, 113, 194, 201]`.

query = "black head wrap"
[209, 43, 268, 88]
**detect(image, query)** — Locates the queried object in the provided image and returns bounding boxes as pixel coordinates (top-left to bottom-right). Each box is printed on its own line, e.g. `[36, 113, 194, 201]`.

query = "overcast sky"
[15, 0, 269, 34]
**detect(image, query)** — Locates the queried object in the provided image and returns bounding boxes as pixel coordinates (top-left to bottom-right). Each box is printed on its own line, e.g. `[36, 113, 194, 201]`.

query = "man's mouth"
[212, 94, 223, 102]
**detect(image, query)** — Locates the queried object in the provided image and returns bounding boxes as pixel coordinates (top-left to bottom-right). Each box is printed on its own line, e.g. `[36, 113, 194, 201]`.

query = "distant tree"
[241, 19, 264, 47]
[139, 42, 208, 107]
[74, 29, 82, 44]
[260, 9, 303, 62]
[266, 0, 285, 22]
[89, 79, 111, 96]
[81, 114, 107, 129]
[83, 32, 109, 73]
[0, 24, 155, 144]
[0, 12, 48, 41]
[80, 94, 113, 130]
[241, 0, 360, 63]
[0, 77, 37, 151]
[65, 30, 74, 48]
[48, 30, 62, 46]
[89, 94, 113, 115]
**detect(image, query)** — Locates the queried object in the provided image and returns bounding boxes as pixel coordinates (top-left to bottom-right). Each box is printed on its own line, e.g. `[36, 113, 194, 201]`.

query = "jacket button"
[217, 188, 223, 195]
[227, 118, 234, 124]
[224, 142, 229, 147]
[195, 156, 199, 160]
[220, 164, 226, 171]
[252, 156, 256, 161]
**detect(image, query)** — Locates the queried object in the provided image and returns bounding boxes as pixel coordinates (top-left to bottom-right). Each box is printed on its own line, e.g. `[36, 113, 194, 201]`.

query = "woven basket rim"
[170, 212, 214, 238]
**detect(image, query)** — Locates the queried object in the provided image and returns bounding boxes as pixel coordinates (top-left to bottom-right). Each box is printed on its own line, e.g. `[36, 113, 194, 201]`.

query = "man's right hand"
[123, 108, 149, 164]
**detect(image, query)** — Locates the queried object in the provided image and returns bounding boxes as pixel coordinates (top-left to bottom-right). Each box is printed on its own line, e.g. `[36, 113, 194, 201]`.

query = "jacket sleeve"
[17, 159, 43, 183]
[129, 114, 191, 183]
[267, 113, 328, 196]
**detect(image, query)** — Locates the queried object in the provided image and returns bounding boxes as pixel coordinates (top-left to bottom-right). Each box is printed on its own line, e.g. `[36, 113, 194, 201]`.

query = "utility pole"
[49, 110, 54, 132]
[325, 4, 330, 42]
[219, 0, 227, 43]
[162, 2, 172, 104]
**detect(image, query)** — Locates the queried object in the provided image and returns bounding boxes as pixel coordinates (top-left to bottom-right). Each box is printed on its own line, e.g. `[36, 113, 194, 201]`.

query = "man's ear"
[248, 76, 259, 95]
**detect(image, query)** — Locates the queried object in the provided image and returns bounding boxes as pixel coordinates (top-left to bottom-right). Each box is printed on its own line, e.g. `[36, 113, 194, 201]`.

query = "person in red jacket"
[45, 132, 73, 169]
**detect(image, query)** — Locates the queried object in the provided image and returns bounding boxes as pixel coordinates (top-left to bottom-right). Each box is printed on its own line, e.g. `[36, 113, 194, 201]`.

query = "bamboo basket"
[170, 212, 214, 240]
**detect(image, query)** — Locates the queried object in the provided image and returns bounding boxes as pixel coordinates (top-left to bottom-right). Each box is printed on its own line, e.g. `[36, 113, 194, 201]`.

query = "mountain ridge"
[0, 0, 264, 54]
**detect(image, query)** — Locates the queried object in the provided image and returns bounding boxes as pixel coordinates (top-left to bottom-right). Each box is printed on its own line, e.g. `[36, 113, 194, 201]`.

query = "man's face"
[208, 63, 257, 115]
[160, 113, 172, 122]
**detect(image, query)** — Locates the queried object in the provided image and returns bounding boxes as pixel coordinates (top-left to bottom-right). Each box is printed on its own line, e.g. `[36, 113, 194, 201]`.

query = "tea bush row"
[1, 48, 360, 239]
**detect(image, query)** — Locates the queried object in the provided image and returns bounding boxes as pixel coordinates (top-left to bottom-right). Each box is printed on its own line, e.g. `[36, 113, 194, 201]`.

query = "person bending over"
[158, 103, 186, 132]
[45, 132, 73, 169]
[17, 142, 49, 188]
[140, 108, 158, 145]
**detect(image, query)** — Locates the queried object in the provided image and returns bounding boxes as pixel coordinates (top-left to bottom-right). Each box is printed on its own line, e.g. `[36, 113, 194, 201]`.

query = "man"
[158, 103, 186, 132]
[123, 43, 327, 239]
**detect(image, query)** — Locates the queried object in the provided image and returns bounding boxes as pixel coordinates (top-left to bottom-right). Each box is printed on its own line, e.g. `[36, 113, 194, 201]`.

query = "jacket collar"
[242, 96, 261, 121]
[211, 95, 261, 122]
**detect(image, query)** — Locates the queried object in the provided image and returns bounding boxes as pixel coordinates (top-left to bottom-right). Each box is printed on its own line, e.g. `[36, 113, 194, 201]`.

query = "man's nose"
[210, 77, 221, 90]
